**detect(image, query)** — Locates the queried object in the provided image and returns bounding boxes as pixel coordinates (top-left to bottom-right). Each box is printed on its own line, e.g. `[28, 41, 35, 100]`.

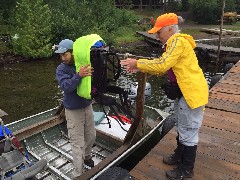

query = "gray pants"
[175, 97, 204, 146]
[65, 105, 96, 177]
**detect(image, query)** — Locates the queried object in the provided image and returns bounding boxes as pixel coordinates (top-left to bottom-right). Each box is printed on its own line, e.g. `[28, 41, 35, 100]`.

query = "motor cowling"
[128, 82, 151, 100]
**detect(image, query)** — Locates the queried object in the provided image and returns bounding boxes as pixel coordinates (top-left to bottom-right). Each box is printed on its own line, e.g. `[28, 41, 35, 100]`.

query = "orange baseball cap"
[148, 13, 178, 34]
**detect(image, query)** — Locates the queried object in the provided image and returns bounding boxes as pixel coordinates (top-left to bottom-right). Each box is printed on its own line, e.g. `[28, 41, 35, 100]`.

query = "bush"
[49, 0, 136, 45]
[12, 0, 52, 58]
[190, 0, 237, 24]
[190, 0, 221, 24]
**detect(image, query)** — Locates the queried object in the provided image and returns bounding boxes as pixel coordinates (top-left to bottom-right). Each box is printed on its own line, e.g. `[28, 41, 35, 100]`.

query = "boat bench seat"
[7, 159, 47, 180]
[0, 149, 24, 172]
[0, 149, 47, 180]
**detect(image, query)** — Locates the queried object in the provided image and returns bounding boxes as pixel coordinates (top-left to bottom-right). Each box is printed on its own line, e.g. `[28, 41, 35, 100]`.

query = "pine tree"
[13, 0, 52, 58]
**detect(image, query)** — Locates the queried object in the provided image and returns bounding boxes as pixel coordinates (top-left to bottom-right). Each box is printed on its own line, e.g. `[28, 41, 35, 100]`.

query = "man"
[121, 13, 208, 179]
[55, 39, 96, 178]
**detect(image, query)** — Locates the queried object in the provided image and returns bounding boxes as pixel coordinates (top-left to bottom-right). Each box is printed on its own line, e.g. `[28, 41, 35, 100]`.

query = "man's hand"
[120, 58, 139, 73]
[78, 64, 93, 77]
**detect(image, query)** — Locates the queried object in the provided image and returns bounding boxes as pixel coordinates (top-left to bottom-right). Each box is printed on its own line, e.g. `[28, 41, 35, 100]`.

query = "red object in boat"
[111, 114, 131, 124]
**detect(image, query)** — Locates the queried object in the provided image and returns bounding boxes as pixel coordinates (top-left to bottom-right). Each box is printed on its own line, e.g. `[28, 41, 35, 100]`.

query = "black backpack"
[90, 46, 121, 98]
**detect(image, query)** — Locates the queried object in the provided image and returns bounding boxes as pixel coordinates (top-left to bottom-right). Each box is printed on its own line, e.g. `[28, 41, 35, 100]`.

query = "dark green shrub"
[12, 0, 52, 58]
[190, 0, 221, 24]
[190, 0, 237, 24]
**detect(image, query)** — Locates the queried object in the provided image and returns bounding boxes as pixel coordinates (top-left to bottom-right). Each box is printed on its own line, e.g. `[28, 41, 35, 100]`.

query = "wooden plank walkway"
[136, 31, 240, 54]
[129, 60, 240, 180]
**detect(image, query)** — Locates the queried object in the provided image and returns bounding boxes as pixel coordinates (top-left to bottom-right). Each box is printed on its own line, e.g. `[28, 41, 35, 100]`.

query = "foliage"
[189, 0, 238, 24]
[236, 0, 240, 13]
[49, 0, 136, 45]
[0, 0, 16, 24]
[165, 0, 182, 12]
[190, 0, 221, 24]
[12, 0, 52, 58]
[181, 0, 190, 11]
[48, 0, 90, 43]
[225, 0, 238, 12]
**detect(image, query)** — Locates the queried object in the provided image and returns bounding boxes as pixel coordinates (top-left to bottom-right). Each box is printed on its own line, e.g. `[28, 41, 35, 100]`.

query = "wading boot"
[166, 145, 197, 180]
[163, 136, 184, 165]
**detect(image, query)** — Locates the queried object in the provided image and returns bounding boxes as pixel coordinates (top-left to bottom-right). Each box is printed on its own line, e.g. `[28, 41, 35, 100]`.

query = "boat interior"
[1, 105, 167, 180]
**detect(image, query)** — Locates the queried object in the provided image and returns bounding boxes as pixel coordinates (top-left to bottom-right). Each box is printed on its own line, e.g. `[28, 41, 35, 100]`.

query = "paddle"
[123, 72, 147, 145]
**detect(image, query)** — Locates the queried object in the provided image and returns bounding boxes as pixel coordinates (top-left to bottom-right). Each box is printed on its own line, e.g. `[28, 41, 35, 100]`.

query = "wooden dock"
[129, 60, 240, 179]
[136, 31, 240, 58]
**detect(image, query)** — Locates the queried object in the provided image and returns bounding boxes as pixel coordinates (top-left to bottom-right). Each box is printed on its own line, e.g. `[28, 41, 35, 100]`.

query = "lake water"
[0, 45, 219, 124]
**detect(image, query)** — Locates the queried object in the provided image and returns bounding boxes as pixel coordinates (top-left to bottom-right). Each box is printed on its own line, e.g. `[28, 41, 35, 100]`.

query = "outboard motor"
[128, 82, 151, 100]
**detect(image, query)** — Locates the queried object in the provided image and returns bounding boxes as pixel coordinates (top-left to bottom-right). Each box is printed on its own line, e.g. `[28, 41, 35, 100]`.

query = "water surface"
[0, 45, 220, 124]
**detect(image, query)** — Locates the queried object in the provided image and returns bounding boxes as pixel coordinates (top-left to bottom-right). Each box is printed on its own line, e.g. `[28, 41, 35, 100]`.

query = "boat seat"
[7, 159, 47, 180]
[0, 149, 47, 180]
[0, 149, 24, 173]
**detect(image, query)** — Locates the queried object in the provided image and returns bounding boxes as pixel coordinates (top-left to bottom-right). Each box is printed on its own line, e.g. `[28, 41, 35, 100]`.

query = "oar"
[123, 72, 147, 145]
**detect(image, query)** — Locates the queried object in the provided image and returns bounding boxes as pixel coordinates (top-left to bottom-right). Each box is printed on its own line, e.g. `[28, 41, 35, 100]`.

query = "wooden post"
[216, 0, 226, 66]
[123, 72, 147, 145]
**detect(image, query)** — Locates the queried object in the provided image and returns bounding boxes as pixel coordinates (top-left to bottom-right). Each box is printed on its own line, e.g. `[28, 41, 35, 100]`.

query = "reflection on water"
[0, 58, 62, 124]
[0, 45, 222, 124]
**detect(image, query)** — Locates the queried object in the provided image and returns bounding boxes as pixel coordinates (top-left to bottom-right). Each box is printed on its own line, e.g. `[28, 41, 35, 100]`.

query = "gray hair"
[162, 24, 180, 33]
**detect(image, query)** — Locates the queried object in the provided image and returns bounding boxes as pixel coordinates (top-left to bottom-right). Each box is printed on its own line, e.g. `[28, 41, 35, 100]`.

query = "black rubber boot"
[163, 135, 184, 165]
[166, 145, 197, 180]
[84, 156, 95, 168]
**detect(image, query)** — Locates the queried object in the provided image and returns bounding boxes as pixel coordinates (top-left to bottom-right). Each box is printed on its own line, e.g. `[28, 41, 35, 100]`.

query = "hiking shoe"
[166, 167, 194, 180]
[84, 158, 94, 168]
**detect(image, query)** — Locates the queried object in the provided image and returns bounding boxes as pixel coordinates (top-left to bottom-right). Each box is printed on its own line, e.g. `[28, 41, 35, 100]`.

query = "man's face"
[60, 51, 74, 64]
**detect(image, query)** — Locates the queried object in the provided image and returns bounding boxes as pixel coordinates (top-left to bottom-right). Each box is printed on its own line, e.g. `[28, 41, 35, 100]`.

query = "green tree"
[49, 0, 97, 43]
[181, 0, 189, 11]
[12, 0, 52, 58]
[0, 0, 16, 24]
[189, 0, 237, 24]
[190, 0, 221, 24]
[49, 0, 136, 45]
[224, 0, 237, 12]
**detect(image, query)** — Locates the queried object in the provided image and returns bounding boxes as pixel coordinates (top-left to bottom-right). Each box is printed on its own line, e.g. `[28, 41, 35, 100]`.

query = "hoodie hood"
[176, 33, 196, 49]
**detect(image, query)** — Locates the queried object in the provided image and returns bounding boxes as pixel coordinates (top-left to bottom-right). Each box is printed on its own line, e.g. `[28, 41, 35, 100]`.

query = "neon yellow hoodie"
[137, 33, 208, 109]
[73, 34, 103, 99]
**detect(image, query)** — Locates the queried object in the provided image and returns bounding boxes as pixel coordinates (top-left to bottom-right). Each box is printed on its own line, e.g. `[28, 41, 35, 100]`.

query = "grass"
[114, 9, 163, 47]
[114, 25, 145, 46]
[181, 29, 202, 35]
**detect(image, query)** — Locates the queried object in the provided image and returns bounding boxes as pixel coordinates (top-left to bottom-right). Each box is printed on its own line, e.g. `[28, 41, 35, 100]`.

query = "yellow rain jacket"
[137, 33, 208, 109]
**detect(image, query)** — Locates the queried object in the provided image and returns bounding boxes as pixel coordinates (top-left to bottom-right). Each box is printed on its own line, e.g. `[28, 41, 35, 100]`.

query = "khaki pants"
[65, 105, 96, 177]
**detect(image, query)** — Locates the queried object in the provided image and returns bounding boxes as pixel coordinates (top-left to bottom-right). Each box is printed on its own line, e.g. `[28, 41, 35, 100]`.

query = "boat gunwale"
[6, 107, 58, 127]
